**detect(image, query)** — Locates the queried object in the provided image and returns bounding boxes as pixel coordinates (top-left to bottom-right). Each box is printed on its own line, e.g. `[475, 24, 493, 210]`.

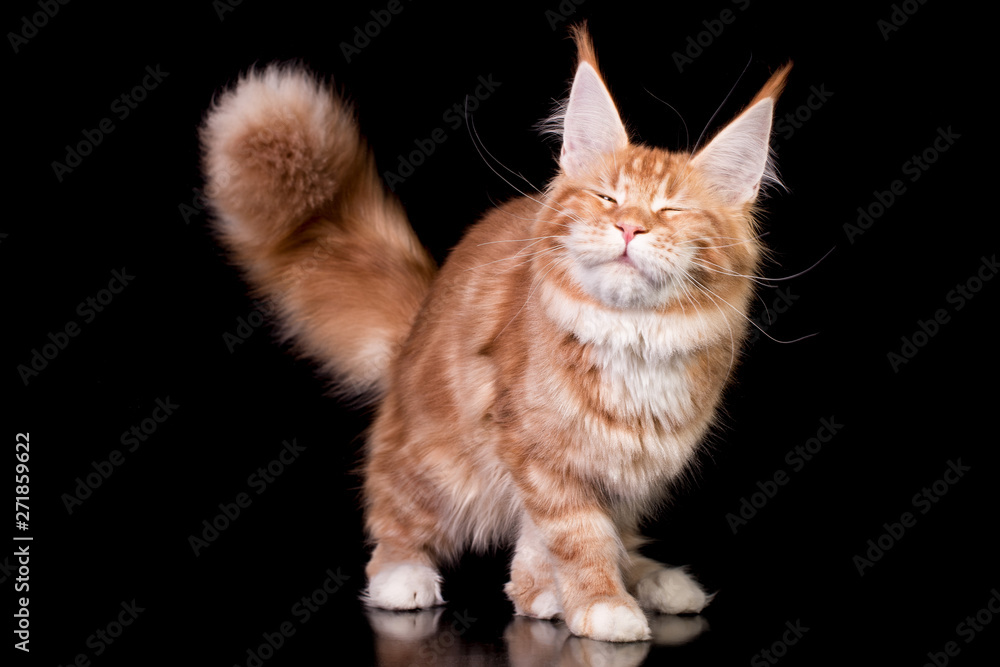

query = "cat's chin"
[571, 260, 677, 310]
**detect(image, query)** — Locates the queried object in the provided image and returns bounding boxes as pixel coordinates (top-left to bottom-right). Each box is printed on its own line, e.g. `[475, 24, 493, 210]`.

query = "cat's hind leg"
[362, 416, 456, 610]
[362, 459, 449, 610]
[623, 534, 712, 615]
[364, 540, 445, 610]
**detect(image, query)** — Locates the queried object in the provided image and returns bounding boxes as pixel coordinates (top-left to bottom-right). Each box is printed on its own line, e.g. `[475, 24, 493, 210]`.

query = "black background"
[6, 1, 995, 665]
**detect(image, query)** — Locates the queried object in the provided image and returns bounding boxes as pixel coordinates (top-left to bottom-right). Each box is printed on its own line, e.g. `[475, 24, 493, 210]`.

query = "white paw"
[567, 598, 652, 643]
[527, 589, 563, 620]
[634, 567, 711, 615]
[364, 564, 444, 610]
[504, 579, 563, 620]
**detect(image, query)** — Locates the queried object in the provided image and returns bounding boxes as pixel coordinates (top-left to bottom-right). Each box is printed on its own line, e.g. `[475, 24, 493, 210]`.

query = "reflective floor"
[368, 607, 709, 667]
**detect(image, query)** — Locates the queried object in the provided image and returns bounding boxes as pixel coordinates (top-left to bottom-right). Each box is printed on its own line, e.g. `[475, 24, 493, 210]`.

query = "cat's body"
[201, 28, 789, 642]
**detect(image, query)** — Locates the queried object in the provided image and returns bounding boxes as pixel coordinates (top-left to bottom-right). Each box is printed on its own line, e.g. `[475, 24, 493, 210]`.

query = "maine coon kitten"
[201, 27, 789, 642]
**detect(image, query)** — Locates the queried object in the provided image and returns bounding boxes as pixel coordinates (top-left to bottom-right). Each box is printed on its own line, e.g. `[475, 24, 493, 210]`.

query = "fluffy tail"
[200, 65, 436, 399]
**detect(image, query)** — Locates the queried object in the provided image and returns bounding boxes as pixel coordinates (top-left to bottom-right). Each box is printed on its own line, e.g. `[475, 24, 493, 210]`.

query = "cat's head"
[536, 26, 790, 312]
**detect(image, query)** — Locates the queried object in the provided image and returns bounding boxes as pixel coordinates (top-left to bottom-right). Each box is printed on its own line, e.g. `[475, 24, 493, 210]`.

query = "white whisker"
[466, 110, 587, 226]
[687, 274, 817, 346]
[678, 266, 737, 376]
[477, 235, 563, 247]
[690, 258, 781, 289]
[495, 245, 566, 275]
[465, 243, 565, 273]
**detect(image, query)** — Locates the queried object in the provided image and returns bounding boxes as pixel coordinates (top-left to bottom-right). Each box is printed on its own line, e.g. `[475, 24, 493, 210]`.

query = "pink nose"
[616, 223, 647, 245]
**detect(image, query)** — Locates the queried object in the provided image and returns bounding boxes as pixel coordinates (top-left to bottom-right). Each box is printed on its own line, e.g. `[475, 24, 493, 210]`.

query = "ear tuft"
[542, 24, 629, 180]
[692, 63, 792, 205]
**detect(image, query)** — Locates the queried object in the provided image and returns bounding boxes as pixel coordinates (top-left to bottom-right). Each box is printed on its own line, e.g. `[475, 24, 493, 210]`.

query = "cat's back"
[448, 196, 546, 275]
[391, 196, 543, 411]
[423, 196, 545, 333]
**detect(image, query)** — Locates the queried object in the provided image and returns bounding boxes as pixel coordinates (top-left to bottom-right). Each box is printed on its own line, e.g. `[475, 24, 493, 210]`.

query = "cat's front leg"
[505, 515, 563, 620]
[517, 501, 651, 643]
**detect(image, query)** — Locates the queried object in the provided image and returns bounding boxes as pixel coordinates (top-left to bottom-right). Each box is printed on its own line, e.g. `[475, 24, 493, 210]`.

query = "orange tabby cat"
[201, 26, 789, 642]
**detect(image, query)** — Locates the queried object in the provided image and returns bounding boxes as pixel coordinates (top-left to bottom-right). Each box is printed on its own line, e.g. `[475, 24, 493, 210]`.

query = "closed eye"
[592, 192, 617, 204]
[659, 207, 688, 213]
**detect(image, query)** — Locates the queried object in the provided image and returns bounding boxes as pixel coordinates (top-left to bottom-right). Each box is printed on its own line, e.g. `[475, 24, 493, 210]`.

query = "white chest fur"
[534, 281, 717, 492]
[539, 279, 731, 358]
[591, 342, 695, 424]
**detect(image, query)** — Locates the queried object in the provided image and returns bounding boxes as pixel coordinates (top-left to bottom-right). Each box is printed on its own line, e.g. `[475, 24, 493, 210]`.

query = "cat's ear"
[691, 63, 792, 205]
[557, 27, 628, 179]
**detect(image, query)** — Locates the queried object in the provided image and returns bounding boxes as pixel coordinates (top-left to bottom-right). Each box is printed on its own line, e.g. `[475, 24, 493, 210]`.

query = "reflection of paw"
[364, 564, 444, 610]
[365, 607, 443, 641]
[504, 615, 570, 650]
[634, 567, 711, 615]
[648, 614, 710, 645]
[564, 636, 651, 667]
[566, 597, 652, 643]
